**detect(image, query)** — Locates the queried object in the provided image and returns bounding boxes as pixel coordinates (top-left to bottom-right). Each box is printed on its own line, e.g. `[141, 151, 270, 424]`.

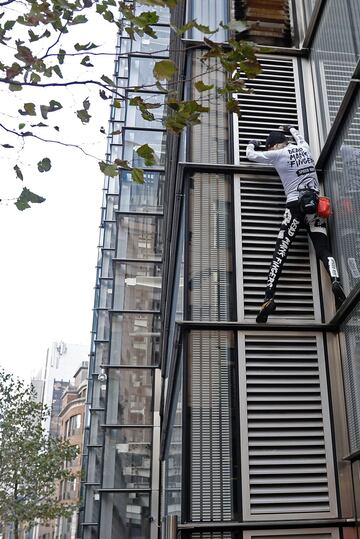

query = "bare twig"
[0, 122, 101, 160]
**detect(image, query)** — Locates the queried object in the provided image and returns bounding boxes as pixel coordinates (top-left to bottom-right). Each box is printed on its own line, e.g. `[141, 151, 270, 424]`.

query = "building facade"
[55, 363, 88, 539]
[82, 1, 360, 539]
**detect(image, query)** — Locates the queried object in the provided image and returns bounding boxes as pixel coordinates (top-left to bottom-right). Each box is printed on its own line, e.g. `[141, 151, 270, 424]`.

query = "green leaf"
[76, 109, 91, 124]
[74, 42, 98, 51]
[18, 102, 36, 116]
[173, 19, 216, 35]
[113, 99, 121, 108]
[40, 100, 62, 119]
[226, 97, 241, 115]
[80, 55, 94, 67]
[30, 72, 41, 83]
[14, 165, 23, 181]
[131, 168, 144, 184]
[101, 74, 115, 86]
[53, 65, 63, 79]
[15, 187, 45, 210]
[71, 14, 88, 24]
[19, 123, 26, 129]
[83, 97, 90, 111]
[136, 143, 156, 166]
[99, 161, 118, 177]
[4, 20, 16, 31]
[9, 83, 22, 91]
[57, 49, 66, 65]
[114, 159, 131, 169]
[153, 59, 177, 81]
[37, 157, 51, 172]
[6, 62, 22, 79]
[194, 80, 214, 92]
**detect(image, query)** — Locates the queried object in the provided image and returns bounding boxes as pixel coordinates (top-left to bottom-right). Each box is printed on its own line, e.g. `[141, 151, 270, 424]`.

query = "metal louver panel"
[235, 173, 317, 320]
[244, 528, 339, 539]
[189, 331, 234, 522]
[235, 56, 298, 163]
[239, 333, 337, 520]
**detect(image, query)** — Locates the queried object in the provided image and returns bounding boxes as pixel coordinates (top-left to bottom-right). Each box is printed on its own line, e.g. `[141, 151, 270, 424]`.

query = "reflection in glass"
[100, 492, 150, 539]
[110, 313, 161, 366]
[188, 174, 235, 321]
[164, 362, 182, 517]
[129, 57, 158, 88]
[103, 221, 117, 249]
[87, 446, 103, 484]
[135, 4, 170, 23]
[123, 129, 166, 168]
[94, 341, 109, 372]
[100, 249, 114, 279]
[133, 26, 170, 56]
[99, 279, 113, 309]
[113, 262, 162, 311]
[341, 303, 360, 453]
[322, 92, 360, 295]
[126, 92, 165, 128]
[89, 410, 105, 445]
[84, 485, 100, 527]
[96, 310, 110, 341]
[117, 214, 163, 260]
[310, 0, 360, 143]
[119, 171, 165, 212]
[106, 369, 154, 425]
[103, 428, 152, 488]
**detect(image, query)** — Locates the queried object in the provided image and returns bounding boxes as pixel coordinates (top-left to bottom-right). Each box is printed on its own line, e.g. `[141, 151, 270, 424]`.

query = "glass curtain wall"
[82, 3, 170, 539]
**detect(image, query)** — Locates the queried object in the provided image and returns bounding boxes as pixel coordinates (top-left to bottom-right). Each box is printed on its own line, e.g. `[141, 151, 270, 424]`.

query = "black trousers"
[265, 201, 339, 298]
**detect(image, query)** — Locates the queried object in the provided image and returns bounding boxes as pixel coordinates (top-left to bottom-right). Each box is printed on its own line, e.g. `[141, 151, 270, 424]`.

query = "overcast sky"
[0, 8, 117, 382]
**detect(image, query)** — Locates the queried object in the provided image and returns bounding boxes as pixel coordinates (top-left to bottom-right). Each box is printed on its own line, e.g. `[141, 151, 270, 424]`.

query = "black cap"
[265, 131, 287, 149]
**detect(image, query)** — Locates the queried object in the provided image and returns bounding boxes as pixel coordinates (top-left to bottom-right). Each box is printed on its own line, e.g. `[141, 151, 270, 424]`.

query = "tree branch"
[0, 78, 126, 99]
[0, 122, 101, 160]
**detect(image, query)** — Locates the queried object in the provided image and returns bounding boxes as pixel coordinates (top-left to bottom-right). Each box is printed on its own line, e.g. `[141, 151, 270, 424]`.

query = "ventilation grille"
[238, 173, 315, 320]
[189, 331, 234, 522]
[236, 56, 298, 163]
[239, 333, 337, 520]
[244, 528, 339, 539]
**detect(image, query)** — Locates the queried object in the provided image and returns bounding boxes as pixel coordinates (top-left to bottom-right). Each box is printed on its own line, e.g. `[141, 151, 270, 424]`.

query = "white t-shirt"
[246, 128, 319, 203]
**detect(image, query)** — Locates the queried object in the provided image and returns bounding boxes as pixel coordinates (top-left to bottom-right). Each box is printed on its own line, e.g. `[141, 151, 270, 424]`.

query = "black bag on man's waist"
[298, 189, 319, 214]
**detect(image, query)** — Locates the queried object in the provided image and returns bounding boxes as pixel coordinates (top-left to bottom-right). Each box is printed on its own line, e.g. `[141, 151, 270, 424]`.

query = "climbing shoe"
[332, 281, 346, 310]
[256, 298, 276, 323]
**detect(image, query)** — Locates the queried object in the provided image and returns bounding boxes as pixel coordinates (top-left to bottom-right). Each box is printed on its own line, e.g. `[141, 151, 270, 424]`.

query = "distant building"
[54, 363, 88, 539]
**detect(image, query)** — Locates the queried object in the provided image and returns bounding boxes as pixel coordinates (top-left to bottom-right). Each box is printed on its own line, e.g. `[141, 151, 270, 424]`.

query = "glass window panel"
[106, 369, 154, 425]
[99, 279, 113, 309]
[103, 221, 117, 249]
[322, 90, 360, 295]
[163, 360, 182, 518]
[341, 303, 360, 453]
[102, 428, 152, 488]
[126, 92, 165, 128]
[67, 414, 82, 436]
[123, 129, 166, 168]
[133, 26, 170, 56]
[113, 262, 162, 311]
[119, 170, 165, 212]
[110, 122, 123, 145]
[100, 492, 150, 539]
[110, 313, 161, 366]
[188, 174, 235, 321]
[86, 446, 103, 484]
[129, 57, 158, 88]
[105, 195, 119, 221]
[96, 310, 110, 341]
[101, 249, 115, 279]
[117, 214, 163, 260]
[84, 485, 100, 526]
[89, 410, 105, 445]
[92, 379, 107, 409]
[187, 0, 227, 41]
[94, 341, 109, 371]
[310, 0, 360, 144]
[135, 4, 170, 23]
